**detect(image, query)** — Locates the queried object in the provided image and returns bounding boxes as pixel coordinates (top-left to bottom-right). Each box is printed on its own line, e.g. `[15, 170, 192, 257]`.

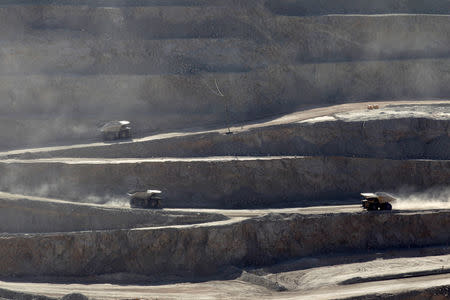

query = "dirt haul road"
[0, 100, 447, 158]
[0, 100, 447, 299]
[0, 192, 448, 299]
[0, 255, 448, 299]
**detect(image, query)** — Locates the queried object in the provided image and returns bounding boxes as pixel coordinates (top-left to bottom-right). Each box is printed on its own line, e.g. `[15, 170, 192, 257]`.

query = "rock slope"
[0, 156, 448, 208]
[0, 0, 449, 148]
[0, 211, 447, 277]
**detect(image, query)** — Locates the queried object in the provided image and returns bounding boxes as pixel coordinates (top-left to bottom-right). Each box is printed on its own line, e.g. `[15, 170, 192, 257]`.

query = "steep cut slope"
[0, 1, 448, 148]
[0, 156, 448, 208]
[0, 211, 448, 277]
[265, 0, 450, 16]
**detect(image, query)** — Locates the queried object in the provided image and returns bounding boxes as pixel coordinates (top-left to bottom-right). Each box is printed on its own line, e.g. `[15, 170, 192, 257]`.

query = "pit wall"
[1, 60, 449, 150]
[0, 0, 449, 149]
[0, 211, 448, 277]
[265, 0, 450, 16]
[10, 117, 449, 160]
[0, 157, 448, 208]
[0, 195, 226, 233]
[0, 15, 449, 74]
[2, 3, 449, 44]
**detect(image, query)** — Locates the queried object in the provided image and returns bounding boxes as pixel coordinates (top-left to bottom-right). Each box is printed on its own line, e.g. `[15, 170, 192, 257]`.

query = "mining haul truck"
[128, 190, 162, 209]
[361, 192, 395, 211]
[101, 120, 131, 140]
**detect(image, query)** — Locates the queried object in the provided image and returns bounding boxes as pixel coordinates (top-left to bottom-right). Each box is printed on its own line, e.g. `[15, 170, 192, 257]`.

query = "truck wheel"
[130, 197, 143, 208]
[119, 129, 131, 139]
[156, 199, 162, 209]
[385, 203, 392, 210]
[368, 203, 378, 211]
[103, 132, 113, 141]
[379, 203, 392, 210]
[150, 198, 159, 208]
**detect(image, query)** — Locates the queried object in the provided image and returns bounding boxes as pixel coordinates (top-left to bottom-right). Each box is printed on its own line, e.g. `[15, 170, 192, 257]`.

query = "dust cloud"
[0, 179, 129, 206]
[393, 188, 450, 210]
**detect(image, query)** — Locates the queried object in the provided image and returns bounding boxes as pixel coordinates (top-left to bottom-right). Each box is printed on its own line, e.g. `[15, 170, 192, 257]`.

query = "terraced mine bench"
[0, 202, 447, 278]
